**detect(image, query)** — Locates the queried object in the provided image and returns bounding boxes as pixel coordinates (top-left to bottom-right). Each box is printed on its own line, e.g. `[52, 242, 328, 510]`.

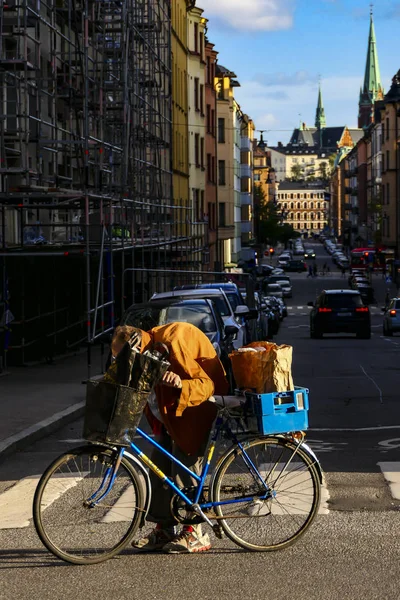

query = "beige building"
[187, 5, 207, 265]
[276, 181, 328, 235]
[215, 65, 238, 266]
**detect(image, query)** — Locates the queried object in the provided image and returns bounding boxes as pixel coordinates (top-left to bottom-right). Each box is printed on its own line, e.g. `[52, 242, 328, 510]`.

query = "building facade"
[187, 5, 207, 267]
[239, 114, 256, 266]
[276, 182, 328, 236]
[215, 65, 237, 267]
[171, 0, 190, 256]
[204, 40, 219, 269]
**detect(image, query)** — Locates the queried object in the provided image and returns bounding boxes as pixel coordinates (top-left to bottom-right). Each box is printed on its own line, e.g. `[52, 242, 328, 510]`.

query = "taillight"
[318, 308, 332, 313]
[389, 309, 397, 316]
[356, 307, 369, 312]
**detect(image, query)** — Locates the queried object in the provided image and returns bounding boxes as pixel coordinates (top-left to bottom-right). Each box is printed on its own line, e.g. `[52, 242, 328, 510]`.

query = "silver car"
[150, 288, 251, 349]
[383, 298, 400, 336]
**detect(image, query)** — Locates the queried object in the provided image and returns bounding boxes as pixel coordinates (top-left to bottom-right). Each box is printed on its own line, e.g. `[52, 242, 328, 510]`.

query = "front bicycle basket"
[82, 380, 149, 446]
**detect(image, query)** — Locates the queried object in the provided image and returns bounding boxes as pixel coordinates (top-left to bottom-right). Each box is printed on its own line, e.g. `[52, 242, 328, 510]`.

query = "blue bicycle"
[33, 391, 322, 565]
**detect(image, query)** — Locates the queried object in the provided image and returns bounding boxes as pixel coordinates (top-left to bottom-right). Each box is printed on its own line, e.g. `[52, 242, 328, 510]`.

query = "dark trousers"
[148, 427, 206, 528]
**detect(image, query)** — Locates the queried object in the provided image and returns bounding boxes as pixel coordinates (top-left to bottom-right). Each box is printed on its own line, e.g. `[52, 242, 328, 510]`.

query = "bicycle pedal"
[212, 524, 224, 540]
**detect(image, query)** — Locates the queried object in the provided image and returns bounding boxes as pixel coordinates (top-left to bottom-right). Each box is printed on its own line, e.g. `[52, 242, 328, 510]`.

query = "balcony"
[241, 163, 251, 179]
[241, 192, 252, 206]
[241, 221, 252, 234]
[241, 137, 251, 152]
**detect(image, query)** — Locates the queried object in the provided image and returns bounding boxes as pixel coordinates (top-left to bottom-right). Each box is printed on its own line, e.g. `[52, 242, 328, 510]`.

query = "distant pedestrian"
[385, 290, 391, 310]
[341, 266, 346, 278]
[382, 263, 387, 280]
[322, 262, 327, 275]
[313, 263, 317, 277]
[307, 264, 313, 278]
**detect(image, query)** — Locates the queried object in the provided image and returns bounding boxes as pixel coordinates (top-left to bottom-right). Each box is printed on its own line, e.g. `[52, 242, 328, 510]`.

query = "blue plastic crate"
[245, 386, 309, 435]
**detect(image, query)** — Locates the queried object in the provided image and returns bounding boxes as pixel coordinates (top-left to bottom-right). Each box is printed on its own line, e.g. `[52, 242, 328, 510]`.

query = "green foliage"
[290, 163, 304, 181]
[254, 185, 297, 246]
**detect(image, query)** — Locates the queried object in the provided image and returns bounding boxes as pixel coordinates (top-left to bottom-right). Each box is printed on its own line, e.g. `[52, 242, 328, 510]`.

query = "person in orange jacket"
[110, 322, 229, 554]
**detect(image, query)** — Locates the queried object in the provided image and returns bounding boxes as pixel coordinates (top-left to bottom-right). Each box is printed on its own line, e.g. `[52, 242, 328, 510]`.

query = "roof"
[323, 289, 361, 295]
[277, 181, 326, 191]
[151, 289, 229, 300]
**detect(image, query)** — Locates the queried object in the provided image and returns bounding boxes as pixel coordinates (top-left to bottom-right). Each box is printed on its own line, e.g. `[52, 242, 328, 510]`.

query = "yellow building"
[215, 65, 239, 266]
[187, 5, 207, 267]
[171, 1, 190, 258]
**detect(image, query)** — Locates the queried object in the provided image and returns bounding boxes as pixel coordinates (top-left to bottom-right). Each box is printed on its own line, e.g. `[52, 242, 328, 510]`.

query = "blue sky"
[200, 0, 400, 145]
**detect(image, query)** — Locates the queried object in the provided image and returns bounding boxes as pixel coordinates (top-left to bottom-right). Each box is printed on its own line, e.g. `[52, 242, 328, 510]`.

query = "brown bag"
[230, 341, 294, 394]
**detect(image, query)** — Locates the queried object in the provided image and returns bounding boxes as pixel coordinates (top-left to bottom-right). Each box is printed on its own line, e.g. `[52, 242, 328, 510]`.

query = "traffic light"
[269, 248, 274, 255]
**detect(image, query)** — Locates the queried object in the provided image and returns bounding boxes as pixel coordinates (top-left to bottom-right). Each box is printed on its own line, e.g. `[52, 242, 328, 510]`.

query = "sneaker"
[131, 528, 175, 552]
[163, 530, 211, 554]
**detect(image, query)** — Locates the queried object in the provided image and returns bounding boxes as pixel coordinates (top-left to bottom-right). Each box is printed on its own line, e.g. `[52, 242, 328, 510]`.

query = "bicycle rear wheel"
[211, 436, 320, 551]
[33, 445, 145, 565]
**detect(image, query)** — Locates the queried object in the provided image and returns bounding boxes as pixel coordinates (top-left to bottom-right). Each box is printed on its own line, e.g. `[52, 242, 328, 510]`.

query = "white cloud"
[200, 0, 295, 31]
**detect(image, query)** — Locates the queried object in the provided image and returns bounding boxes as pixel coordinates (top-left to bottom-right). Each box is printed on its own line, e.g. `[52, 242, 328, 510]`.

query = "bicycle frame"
[87, 414, 273, 525]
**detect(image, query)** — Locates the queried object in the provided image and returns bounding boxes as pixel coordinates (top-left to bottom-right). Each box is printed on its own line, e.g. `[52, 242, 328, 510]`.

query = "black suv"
[309, 290, 371, 339]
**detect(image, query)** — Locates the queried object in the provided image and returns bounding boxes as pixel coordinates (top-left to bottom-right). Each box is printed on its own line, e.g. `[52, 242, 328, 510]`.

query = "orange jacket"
[141, 322, 229, 455]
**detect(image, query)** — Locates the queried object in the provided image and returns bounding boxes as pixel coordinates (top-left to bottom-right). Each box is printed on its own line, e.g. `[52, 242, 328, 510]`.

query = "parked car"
[283, 259, 307, 273]
[308, 289, 371, 339]
[382, 298, 400, 336]
[262, 275, 292, 298]
[263, 283, 284, 299]
[152, 287, 254, 349]
[119, 298, 237, 390]
[277, 255, 291, 267]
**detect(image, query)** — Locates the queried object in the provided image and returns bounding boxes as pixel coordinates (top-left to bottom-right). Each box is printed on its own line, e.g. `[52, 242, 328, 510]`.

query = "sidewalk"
[0, 347, 105, 460]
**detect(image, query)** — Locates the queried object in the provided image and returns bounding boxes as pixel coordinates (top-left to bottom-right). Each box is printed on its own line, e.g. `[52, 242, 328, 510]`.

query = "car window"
[123, 306, 161, 330]
[225, 292, 240, 310]
[321, 294, 363, 308]
[159, 304, 217, 333]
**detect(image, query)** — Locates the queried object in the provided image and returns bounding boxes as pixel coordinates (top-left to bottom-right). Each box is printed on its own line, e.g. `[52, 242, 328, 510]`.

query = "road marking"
[0, 474, 85, 529]
[359, 364, 383, 404]
[377, 462, 400, 500]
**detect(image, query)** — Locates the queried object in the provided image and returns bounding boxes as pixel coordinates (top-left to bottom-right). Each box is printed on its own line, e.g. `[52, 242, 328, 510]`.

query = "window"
[194, 133, 200, 166]
[211, 156, 215, 183]
[297, 202, 300, 209]
[194, 78, 199, 110]
[297, 213, 301, 220]
[386, 150, 389, 170]
[310, 202, 314, 209]
[218, 160, 226, 185]
[207, 153, 212, 181]
[317, 202, 320, 208]
[206, 56, 211, 84]
[303, 202, 307, 209]
[194, 22, 198, 53]
[386, 118, 389, 140]
[211, 109, 215, 136]
[386, 182, 390, 204]
[200, 84, 204, 115]
[254, 173, 261, 181]
[317, 212, 321, 220]
[199, 32, 204, 59]
[200, 137, 204, 169]
[218, 118, 225, 143]
[382, 185, 385, 205]
[218, 202, 226, 226]
[382, 154, 385, 172]
[194, 188, 200, 221]
[206, 104, 211, 133]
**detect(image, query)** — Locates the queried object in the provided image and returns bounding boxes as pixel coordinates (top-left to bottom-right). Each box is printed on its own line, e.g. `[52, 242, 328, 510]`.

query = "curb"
[0, 401, 85, 462]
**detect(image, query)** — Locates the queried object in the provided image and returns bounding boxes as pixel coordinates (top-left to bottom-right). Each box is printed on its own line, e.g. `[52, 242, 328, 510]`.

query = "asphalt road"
[1, 242, 400, 600]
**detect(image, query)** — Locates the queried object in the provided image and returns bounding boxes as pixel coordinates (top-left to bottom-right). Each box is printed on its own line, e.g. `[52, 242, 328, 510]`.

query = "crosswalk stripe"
[377, 462, 400, 500]
[0, 474, 85, 529]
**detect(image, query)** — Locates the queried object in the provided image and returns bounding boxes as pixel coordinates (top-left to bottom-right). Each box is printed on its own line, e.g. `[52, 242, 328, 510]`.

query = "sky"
[199, 0, 400, 146]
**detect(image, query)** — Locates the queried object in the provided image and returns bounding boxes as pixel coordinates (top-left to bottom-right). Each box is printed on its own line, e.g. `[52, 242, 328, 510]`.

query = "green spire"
[315, 82, 326, 129]
[362, 9, 383, 102]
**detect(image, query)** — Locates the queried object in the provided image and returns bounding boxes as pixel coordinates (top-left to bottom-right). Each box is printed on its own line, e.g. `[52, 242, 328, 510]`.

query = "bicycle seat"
[209, 395, 245, 409]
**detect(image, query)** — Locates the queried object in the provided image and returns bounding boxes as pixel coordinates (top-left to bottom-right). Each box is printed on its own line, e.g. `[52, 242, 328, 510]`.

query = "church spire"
[358, 6, 383, 129]
[362, 7, 383, 102]
[315, 82, 326, 129]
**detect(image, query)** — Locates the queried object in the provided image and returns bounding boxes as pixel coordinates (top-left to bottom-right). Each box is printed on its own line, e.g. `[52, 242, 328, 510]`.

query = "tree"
[290, 163, 304, 181]
[254, 186, 298, 247]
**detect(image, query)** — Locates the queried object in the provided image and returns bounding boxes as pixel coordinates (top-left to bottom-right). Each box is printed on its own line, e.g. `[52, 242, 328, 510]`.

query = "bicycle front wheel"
[211, 437, 321, 551]
[33, 445, 145, 565]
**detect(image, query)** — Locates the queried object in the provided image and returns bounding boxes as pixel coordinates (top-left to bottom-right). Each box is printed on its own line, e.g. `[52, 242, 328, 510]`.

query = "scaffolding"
[0, 0, 193, 370]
